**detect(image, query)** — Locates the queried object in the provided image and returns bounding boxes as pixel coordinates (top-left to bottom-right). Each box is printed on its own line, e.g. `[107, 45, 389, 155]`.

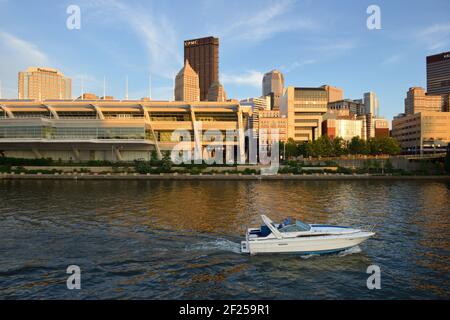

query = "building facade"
[0, 100, 251, 163]
[322, 118, 364, 141]
[321, 85, 344, 103]
[18, 67, 72, 100]
[184, 37, 219, 101]
[328, 99, 366, 116]
[240, 97, 271, 140]
[373, 118, 390, 138]
[175, 60, 200, 102]
[280, 87, 328, 142]
[427, 51, 450, 96]
[258, 110, 288, 147]
[392, 112, 450, 153]
[262, 70, 285, 110]
[405, 87, 445, 114]
[363, 92, 379, 117]
[207, 81, 227, 102]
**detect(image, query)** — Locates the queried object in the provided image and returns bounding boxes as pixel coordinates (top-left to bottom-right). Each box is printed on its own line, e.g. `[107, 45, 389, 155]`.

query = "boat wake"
[338, 245, 362, 257]
[300, 246, 362, 259]
[186, 238, 242, 254]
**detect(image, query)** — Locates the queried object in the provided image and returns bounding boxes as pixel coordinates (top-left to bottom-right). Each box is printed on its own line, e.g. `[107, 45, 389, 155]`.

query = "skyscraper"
[207, 81, 227, 102]
[18, 67, 72, 100]
[184, 36, 219, 101]
[174, 60, 200, 102]
[262, 70, 285, 110]
[363, 92, 379, 117]
[427, 51, 450, 96]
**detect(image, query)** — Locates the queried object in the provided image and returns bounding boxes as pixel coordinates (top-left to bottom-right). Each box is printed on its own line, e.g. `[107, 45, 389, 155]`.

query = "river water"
[0, 179, 449, 299]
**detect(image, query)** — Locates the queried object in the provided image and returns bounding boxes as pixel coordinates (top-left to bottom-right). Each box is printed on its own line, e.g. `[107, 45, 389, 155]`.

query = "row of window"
[3, 111, 240, 122]
[0, 126, 146, 140]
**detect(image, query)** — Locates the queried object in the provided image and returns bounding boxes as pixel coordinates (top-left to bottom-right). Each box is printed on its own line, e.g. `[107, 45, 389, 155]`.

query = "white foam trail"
[187, 239, 242, 254]
[338, 246, 362, 257]
[300, 246, 362, 259]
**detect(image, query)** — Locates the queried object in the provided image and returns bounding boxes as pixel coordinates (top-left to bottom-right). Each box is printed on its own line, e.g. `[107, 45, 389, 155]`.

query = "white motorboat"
[241, 215, 375, 255]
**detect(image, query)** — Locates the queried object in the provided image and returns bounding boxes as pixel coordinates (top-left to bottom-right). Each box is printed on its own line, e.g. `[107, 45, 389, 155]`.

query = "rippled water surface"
[0, 180, 449, 299]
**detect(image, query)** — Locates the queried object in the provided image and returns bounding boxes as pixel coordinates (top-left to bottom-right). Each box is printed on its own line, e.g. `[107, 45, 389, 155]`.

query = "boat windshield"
[279, 220, 311, 232]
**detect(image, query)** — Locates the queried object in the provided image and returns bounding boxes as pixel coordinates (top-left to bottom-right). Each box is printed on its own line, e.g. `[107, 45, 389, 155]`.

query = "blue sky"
[0, 0, 450, 121]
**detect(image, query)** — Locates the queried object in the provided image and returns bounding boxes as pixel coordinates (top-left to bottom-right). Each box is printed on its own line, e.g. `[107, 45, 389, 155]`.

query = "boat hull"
[242, 232, 374, 255]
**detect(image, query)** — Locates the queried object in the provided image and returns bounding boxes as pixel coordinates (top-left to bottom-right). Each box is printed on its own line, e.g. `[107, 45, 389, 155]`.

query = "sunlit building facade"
[392, 111, 450, 153]
[363, 92, 379, 117]
[0, 100, 251, 162]
[280, 86, 328, 142]
[240, 96, 271, 140]
[321, 85, 344, 103]
[175, 60, 200, 102]
[258, 110, 288, 146]
[328, 99, 366, 116]
[18, 67, 72, 100]
[207, 81, 227, 102]
[405, 87, 445, 114]
[262, 70, 285, 110]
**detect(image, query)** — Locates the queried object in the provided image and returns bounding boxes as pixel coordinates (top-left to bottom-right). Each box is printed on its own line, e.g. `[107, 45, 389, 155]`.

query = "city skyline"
[0, 0, 450, 123]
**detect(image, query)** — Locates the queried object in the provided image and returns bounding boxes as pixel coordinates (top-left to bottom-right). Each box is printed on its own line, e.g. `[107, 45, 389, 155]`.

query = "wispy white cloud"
[0, 30, 48, 65]
[82, 0, 182, 80]
[414, 23, 450, 51]
[221, 0, 316, 42]
[381, 54, 402, 66]
[221, 70, 264, 88]
[282, 59, 317, 73]
[284, 40, 355, 70]
[312, 41, 356, 54]
[0, 30, 50, 98]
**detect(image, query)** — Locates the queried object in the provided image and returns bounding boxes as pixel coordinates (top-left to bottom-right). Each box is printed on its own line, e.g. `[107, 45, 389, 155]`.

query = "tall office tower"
[427, 51, 450, 96]
[18, 67, 72, 100]
[280, 87, 328, 142]
[174, 60, 200, 102]
[184, 36, 219, 101]
[241, 96, 272, 140]
[321, 85, 344, 103]
[404, 87, 444, 114]
[262, 70, 285, 110]
[207, 81, 227, 102]
[363, 92, 379, 117]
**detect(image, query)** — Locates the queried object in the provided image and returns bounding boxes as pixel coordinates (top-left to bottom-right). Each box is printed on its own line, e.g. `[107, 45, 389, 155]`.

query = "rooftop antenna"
[103, 76, 106, 99]
[0, 80, 2, 99]
[81, 76, 84, 100]
[125, 75, 129, 100]
[149, 74, 152, 100]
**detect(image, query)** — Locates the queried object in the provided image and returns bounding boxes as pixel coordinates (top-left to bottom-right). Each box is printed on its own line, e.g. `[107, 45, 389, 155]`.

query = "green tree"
[304, 141, 315, 157]
[381, 137, 401, 155]
[311, 136, 334, 157]
[368, 137, 401, 156]
[348, 136, 368, 155]
[332, 137, 347, 157]
[297, 142, 308, 157]
[284, 138, 299, 159]
[160, 151, 173, 172]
